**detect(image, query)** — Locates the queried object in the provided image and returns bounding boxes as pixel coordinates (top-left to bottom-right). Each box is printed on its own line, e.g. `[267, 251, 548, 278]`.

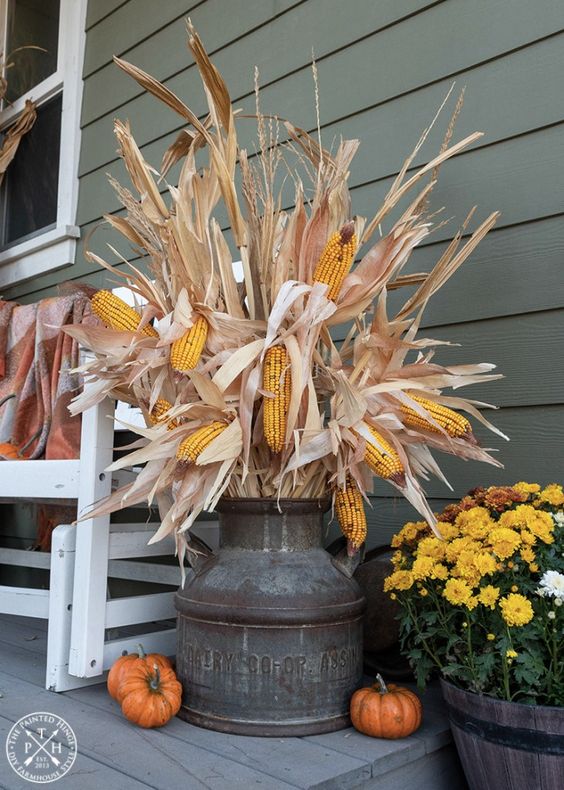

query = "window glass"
[5, 0, 60, 103]
[2, 93, 61, 244]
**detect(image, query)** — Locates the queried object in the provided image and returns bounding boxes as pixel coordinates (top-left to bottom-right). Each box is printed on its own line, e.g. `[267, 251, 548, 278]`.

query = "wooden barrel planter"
[441, 680, 564, 790]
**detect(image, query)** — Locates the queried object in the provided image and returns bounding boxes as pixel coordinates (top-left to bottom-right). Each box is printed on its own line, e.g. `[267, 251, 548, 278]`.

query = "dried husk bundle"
[66, 23, 507, 564]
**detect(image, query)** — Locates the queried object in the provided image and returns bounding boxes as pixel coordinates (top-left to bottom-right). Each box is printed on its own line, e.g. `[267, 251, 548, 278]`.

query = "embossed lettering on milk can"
[175, 498, 365, 735]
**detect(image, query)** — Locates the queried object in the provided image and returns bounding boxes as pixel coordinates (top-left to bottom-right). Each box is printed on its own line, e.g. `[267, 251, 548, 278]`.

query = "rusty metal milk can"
[175, 498, 365, 735]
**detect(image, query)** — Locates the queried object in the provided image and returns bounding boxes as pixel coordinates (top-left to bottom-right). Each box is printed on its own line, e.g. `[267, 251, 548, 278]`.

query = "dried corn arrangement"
[66, 24, 505, 552]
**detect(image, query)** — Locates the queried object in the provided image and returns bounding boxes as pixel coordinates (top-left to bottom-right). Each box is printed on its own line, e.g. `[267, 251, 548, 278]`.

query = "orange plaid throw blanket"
[0, 293, 91, 460]
[0, 293, 92, 549]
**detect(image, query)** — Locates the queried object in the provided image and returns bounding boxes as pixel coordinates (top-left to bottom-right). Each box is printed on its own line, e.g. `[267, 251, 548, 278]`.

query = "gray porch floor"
[0, 614, 466, 789]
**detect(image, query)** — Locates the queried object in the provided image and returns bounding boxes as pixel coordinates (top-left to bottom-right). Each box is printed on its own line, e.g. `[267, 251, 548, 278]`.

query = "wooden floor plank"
[0, 714, 154, 790]
[0, 616, 49, 655]
[361, 747, 467, 790]
[0, 615, 457, 789]
[305, 687, 452, 779]
[0, 613, 176, 658]
[0, 637, 48, 687]
[67, 683, 371, 790]
[0, 614, 48, 633]
[0, 671, 298, 789]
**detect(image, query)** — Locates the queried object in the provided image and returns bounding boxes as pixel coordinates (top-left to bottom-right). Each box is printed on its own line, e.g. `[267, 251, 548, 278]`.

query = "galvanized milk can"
[175, 498, 365, 735]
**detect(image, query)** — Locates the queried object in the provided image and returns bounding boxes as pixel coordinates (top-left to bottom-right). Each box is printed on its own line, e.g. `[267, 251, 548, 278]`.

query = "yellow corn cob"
[263, 345, 291, 453]
[91, 290, 158, 337]
[362, 426, 405, 484]
[176, 421, 227, 463]
[312, 222, 357, 301]
[335, 476, 367, 549]
[170, 316, 208, 371]
[148, 399, 178, 430]
[400, 394, 472, 439]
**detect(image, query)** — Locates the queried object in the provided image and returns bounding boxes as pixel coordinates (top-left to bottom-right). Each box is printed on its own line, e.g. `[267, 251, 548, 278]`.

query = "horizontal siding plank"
[80, 0, 430, 129]
[85, 0, 130, 31]
[8, 215, 563, 316]
[78, 0, 564, 176]
[331, 309, 564, 408]
[322, 33, 564, 195]
[390, 404, 564, 499]
[79, 31, 564, 205]
[76, 118, 564, 243]
[326, 496, 454, 549]
[387, 216, 564, 327]
[84, 0, 205, 75]
[348, 123, 564, 247]
[415, 310, 564, 408]
[76, 32, 564, 224]
[6, 126, 563, 303]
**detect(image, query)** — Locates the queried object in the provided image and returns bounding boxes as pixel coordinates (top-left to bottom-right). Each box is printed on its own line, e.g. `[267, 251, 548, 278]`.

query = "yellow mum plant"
[65, 25, 506, 560]
[386, 483, 564, 704]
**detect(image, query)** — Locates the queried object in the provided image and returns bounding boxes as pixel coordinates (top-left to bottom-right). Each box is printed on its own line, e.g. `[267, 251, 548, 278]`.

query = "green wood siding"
[5, 0, 563, 544]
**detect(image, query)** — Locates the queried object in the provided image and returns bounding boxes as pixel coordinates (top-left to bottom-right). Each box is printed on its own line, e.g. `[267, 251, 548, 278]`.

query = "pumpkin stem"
[137, 643, 146, 659]
[149, 662, 161, 691]
[374, 673, 389, 695]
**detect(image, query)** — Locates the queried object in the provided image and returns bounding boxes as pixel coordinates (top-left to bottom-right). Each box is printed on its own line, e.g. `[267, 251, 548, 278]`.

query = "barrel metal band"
[445, 703, 564, 756]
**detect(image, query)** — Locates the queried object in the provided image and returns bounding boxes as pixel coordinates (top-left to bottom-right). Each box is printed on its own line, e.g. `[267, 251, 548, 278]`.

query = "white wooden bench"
[0, 395, 215, 690]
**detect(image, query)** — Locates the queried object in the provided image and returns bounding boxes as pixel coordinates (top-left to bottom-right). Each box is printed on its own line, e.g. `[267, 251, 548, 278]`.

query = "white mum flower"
[553, 511, 564, 527]
[536, 570, 564, 601]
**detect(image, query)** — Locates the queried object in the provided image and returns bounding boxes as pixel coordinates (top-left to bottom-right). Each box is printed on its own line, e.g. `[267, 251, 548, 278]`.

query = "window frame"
[0, 0, 87, 288]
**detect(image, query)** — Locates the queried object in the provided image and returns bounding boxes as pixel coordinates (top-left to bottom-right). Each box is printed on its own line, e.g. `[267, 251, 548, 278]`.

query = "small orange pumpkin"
[120, 662, 182, 728]
[107, 644, 173, 702]
[350, 674, 422, 739]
